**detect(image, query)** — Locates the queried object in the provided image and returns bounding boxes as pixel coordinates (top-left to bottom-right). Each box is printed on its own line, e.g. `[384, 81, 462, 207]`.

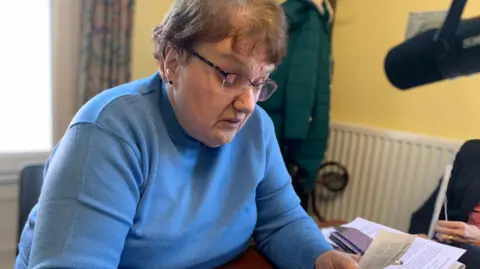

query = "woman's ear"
[163, 45, 181, 84]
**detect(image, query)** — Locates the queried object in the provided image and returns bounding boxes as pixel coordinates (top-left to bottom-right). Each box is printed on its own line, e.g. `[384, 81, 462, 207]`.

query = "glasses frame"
[189, 50, 277, 101]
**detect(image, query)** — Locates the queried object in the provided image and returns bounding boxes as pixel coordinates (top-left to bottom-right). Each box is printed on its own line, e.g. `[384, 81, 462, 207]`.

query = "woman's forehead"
[199, 38, 275, 73]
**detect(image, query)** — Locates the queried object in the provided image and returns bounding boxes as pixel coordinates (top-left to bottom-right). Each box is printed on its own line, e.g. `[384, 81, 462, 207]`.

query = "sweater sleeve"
[408, 179, 441, 235]
[27, 123, 142, 269]
[253, 118, 333, 269]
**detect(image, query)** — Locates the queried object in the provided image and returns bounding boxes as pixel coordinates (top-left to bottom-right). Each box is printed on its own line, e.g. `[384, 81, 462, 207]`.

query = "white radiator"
[317, 122, 463, 232]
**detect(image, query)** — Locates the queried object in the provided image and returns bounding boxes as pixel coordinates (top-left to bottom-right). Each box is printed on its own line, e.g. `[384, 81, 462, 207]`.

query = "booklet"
[323, 217, 466, 269]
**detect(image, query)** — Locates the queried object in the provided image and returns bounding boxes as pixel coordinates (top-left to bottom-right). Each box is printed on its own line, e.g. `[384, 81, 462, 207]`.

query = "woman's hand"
[435, 221, 480, 245]
[315, 250, 360, 269]
[415, 234, 428, 239]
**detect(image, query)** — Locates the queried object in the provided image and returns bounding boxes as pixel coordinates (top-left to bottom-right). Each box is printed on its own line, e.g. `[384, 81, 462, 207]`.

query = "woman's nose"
[233, 90, 256, 114]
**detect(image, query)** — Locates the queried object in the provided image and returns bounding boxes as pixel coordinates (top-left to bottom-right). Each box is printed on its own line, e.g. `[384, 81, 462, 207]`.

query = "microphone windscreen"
[385, 17, 480, 91]
[384, 29, 442, 90]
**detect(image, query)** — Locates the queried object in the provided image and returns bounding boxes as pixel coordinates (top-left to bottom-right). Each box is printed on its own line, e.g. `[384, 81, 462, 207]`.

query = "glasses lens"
[222, 74, 277, 102]
[222, 74, 251, 91]
[258, 81, 277, 102]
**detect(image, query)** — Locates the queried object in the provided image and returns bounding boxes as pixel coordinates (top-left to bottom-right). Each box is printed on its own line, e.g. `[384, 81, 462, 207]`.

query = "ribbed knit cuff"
[300, 241, 334, 269]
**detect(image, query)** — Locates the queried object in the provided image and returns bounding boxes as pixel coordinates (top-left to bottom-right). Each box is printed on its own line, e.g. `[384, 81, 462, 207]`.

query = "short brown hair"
[152, 0, 287, 69]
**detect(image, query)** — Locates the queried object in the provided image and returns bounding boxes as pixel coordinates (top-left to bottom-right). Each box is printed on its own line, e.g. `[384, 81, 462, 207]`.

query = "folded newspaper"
[321, 217, 465, 269]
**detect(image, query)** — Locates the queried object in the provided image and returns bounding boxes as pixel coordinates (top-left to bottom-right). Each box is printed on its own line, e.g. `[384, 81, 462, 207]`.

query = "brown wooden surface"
[318, 219, 347, 228]
[218, 248, 274, 269]
[218, 220, 346, 268]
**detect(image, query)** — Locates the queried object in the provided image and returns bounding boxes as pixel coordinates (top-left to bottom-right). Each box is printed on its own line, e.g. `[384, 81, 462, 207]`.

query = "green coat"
[259, 0, 332, 192]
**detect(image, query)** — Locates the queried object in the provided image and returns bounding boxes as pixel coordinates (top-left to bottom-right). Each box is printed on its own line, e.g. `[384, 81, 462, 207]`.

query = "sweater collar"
[148, 73, 202, 149]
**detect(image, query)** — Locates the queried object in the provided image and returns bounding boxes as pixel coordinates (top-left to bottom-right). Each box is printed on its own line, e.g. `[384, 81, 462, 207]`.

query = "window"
[0, 1, 52, 153]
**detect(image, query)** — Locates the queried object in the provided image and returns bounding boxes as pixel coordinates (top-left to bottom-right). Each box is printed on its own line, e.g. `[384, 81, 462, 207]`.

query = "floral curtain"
[78, 0, 135, 107]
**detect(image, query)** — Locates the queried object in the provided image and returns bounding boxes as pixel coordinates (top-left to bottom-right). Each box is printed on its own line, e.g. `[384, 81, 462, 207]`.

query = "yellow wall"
[131, 0, 480, 140]
[131, 0, 173, 80]
[331, 1, 480, 140]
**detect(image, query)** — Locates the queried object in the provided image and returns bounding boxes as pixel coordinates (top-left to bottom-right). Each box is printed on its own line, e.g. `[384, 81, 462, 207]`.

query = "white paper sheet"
[343, 217, 407, 238]
[342, 217, 466, 269]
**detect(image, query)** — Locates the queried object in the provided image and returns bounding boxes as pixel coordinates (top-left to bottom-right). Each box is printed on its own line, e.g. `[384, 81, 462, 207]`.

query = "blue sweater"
[16, 73, 332, 269]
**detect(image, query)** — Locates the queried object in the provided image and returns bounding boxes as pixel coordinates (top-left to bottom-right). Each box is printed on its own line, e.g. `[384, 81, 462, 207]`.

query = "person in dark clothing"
[409, 139, 480, 268]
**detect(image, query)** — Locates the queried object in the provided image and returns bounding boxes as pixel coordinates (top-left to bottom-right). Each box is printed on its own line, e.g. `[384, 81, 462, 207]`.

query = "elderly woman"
[16, 1, 359, 268]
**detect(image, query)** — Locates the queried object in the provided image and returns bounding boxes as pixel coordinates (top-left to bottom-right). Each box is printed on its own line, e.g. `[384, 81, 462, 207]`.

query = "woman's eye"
[223, 74, 239, 87]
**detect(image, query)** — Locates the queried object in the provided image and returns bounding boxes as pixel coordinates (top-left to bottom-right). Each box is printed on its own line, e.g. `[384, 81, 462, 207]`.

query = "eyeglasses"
[189, 50, 278, 102]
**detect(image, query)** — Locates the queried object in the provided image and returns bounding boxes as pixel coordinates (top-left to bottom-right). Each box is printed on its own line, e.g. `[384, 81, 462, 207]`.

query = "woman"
[434, 141, 480, 247]
[410, 139, 480, 267]
[16, 1, 359, 268]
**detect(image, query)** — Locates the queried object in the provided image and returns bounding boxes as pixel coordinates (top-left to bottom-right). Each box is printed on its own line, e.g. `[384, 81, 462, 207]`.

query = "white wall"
[51, 0, 81, 143]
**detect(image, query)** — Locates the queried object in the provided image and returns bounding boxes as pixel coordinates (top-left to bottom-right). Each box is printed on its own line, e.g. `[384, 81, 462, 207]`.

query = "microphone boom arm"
[434, 0, 467, 43]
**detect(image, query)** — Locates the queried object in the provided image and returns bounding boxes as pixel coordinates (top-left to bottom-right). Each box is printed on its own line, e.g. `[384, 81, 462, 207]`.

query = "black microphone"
[385, 16, 480, 90]
[385, 0, 480, 90]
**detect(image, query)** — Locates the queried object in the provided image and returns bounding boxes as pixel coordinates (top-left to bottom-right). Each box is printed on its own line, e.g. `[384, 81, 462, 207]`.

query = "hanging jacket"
[408, 140, 480, 235]
[259, 0, 332, 192]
